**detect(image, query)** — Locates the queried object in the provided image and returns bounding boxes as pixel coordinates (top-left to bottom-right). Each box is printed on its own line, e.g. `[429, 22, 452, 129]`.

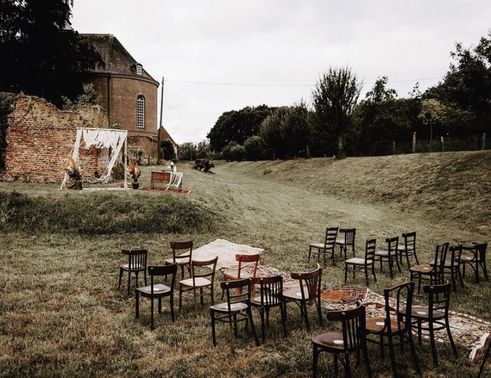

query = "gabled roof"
[81, 33, 159, 85]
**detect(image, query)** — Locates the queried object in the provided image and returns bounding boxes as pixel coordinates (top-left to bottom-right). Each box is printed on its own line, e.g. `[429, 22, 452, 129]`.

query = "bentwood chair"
[459, 242, 489, 283]
[344, 239, 377, 285]
[312, 305, 371, 378]
[440, 245, 465, 291]
[411, 283, 457, 366]
[309, 227, 339, 266]
[164, 241, 193, 280]
[135, 264, 177, 329]
[374, 236, 400, 279]
[118, 249, 147, 296]
[222, 254, 260, 298]
[179, 257, 218, 315]
[251, 276, 287, 341]
[336, 228, 356, 260]
[210, 278, 259, 350]
[283, 264, 323, 333]
[397, 231, 419, 268]
[365, 281, 420, 377]
[410, 242, 448, 293]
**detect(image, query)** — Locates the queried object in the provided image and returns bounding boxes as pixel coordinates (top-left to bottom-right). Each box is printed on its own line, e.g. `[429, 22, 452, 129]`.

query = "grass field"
[0, 151, 490, 377]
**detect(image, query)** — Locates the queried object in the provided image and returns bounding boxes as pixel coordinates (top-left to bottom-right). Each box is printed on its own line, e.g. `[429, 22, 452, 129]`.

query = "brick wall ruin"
[0, 94, 109, 183]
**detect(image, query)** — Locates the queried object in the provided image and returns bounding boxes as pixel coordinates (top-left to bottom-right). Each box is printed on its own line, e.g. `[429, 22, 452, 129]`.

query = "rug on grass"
[192, 239, 263, 270]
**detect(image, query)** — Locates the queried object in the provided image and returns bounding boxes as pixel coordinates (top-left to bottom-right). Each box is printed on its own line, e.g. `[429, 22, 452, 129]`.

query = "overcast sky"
[71, 1, 490, 144]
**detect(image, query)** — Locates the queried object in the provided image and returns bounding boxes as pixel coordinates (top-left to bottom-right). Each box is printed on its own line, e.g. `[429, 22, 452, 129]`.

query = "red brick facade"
[0, 94, 108, 183]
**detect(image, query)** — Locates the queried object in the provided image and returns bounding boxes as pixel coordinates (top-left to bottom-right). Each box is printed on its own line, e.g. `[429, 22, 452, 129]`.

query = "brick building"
[82, 34, 177, 163]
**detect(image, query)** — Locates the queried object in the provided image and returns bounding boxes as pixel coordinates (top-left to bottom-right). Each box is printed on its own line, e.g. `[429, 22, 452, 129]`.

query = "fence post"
[482, 132, 487, 150]
[412, 132, 417, 153]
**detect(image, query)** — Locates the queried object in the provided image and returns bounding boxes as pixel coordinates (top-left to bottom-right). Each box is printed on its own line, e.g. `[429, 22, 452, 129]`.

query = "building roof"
[81, 34, 159, 85]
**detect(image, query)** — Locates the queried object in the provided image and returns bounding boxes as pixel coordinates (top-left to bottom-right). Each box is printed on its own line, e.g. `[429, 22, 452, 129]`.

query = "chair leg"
[334, 354, 339, 377]
[362, 340, 372, 378]
[179, 284, 183, 310]
[210, 310, 217, 346]
[135, 291, 140, 319]
[395, 253, 401, 272]
[312, 344, 318, 378]
[364, 266, 369, 286]
[482, 260, 489, 281]
[388, 257, 394, 279]
[170, 293, 175, 321]
[118, 268, 123, 289]
[408, 329, 421, 374]
[388, 334, 398, 377]
[344, 264, 348, 283]
[417, 320, 422, 345]
[150, 297, 154, 330]
[303, 302, 311, 333]
[144, 269, 147, 286]
[127, 270, 131, 296]
[193, 287, 198, 315]
[200, 288, 204, 306]
[227, 312, 235, 353]
[281, 302, 288, 337]
[158, 297, 162, 314]
[233, 313, 238, 337]
[445, 317, 458, 357]
[372, 263, 377, 282]
[248, 307, 259, 346]
[344, 351, 352, 377]
[429, 321, 438, 365]
[316, 298, 323, 326]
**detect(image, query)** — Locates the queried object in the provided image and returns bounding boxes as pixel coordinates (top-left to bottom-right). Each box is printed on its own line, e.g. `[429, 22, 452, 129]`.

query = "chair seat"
[283, 287, 310, 301]
[136, 284, 171, 295]
[251, 295, 281, 306]
[180, 277, 212, 288]
[411, 305, 445, 319]
[335, 239, 348, 245]
[410, 264, 433, 273]
[397, 245, 406, 251]
[120, 263, 145, 271]
[366, 316, 406, 333]
[459, 255, 475, 262]
[345, 257, 366, 265]
[165, 257, 190, 265]
[222, 270, 254, 280]
[312, 331, 345, 349]
[309, 242, 326, 249]
[374, 250, 396, 257]
[210, 301, 248, 313]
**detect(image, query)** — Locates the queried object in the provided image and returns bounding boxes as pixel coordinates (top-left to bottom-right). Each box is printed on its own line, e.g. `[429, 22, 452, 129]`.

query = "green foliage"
[178, 141, 213, 161]
[243, 135, 265, 161]
[61, 83, 100, 109]
[0, 92, 17, 171]
[0, 191, 217, 235]
[0, 0, 103, 106]
[312, 67, 362, 157]
[160, 140, 176, 161]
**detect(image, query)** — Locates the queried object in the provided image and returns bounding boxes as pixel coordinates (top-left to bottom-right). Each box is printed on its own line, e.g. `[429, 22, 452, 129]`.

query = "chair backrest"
[383, 281, 415, 334]
[423, 283, 451, 318]
[236, 254, 260, 279]
[448, 245, 462, 267]
[123, 249, 147, 271]
[344, 228, 356, 245]
[251, 275, 283, 307]
[191, 257, 218, 286]
[364, 239, 376, 262]
[170, 241, 193, 263]
[432, 242, 449, 276]
[326, 305, 367, 352]
[402, 231, 416, 254]
[148, 264, 177, 293]
[220, 278, 251, 311]
[291, 264, 322, 301]
[473, 243, 488, 263]
[324, 227, 339, 249]
[386, 236, 399, 255]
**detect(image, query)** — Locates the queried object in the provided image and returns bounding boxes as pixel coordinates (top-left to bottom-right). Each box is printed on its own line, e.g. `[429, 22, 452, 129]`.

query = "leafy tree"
[160, 140, 176, 161]
[312, 67, 362, 157]
[243, 135, 265, 161]
[0, 0, 103, 105]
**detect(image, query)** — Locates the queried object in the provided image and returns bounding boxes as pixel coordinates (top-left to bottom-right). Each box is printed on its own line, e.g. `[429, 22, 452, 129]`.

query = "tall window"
[136, 95, 145, 129]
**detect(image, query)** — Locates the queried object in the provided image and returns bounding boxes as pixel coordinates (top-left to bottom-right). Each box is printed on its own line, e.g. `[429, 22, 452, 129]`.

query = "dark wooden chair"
[478, 337, 491, 378]
[459, 242, 489, 283]
[118, 249, 147, 296]
[374, 236, 400, 279]
[411, 283, 457, 366]
[410, 242, 448, 293]
[164, 241, 193, 280]
[251, 275, 287, 341]
[365, 281, 420, 377]
[210, 278, 259, 349]
[312, 305, 371, 378]
[179, 257, 218, 315]
[344, 239, 377, 285]
[397, 231, 419, 268]
[441, 245, 465, 291]
[222, 254, 260, 298]
[309, 227, 339, 266]
[336, 228, 356, 259]
[135, 264, 177, 329]
[283, 264, 323, 333]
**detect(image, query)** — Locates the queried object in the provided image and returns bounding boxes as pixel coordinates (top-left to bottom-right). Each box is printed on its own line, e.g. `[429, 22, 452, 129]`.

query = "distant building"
[81, 34, 176, 163]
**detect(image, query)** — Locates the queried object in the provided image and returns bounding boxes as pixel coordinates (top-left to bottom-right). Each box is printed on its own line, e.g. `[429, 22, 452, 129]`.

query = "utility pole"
[157, 76, 165, 164]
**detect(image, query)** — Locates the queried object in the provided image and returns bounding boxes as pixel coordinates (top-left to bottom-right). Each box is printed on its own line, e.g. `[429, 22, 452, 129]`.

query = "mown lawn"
[0, 151, 490, 377]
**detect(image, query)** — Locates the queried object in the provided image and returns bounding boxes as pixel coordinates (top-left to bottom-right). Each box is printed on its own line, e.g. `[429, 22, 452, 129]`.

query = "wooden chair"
[374, 236, 400, 279]
[165, 241, 193, 281]
[251, 276, 287, 342]
[410, 242, 448, 293]
[283, 264, 323, 333]
[441, 245, 465, 291]
[210, 278, 259, 349]
[459, 242, 489, 283]
[344, 239, 377, 285]
[336, 228, 356, 259]
[309, 227, 339, 266]
[179, 257, 218, 315]
[312, 305, 371, 378]
[135, 264, 177, 329]
[411, 283, 457, 366]
[397, 231, 419, 268]
[221, 254, 260, 298]
[118, 249, 147, 296]
[365, 281, 420, 377]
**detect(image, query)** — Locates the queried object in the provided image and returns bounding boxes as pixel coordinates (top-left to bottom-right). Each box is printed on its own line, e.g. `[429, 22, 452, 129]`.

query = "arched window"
[136, 95, 145, 129]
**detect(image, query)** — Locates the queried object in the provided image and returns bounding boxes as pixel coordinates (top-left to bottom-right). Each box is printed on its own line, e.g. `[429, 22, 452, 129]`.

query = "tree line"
[189, 32, 490, 161]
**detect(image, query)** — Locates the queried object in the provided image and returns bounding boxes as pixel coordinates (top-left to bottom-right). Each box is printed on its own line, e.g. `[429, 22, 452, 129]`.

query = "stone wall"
[0, 94, 109, 183]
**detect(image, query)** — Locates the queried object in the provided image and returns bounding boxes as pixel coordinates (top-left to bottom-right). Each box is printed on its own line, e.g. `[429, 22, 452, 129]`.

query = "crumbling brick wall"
[0, 94, 109, 183]
[127, 135, 158, 165]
